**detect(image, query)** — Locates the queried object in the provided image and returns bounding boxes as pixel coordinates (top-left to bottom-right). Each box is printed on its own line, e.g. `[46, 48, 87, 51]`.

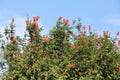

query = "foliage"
[0, 16, 120, 80]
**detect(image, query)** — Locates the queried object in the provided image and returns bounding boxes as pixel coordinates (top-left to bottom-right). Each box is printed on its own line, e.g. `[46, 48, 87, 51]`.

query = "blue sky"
[0, 0, 120, 37]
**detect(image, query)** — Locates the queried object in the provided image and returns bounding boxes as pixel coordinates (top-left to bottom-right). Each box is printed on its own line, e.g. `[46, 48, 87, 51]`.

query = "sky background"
[0, 0, 120, 37]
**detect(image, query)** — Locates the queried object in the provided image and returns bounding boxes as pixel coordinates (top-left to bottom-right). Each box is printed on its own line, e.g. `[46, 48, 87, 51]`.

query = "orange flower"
[23, 50, 27, 55]
[58, 16, 62, 21]
[72, 20, 76, 24]
[10, 37, 16, 41]
[103, 30, 108, 38]
[34, 22, 39, 30]
[75, 35, 78, 40]
[82, 26, 86, 30]
[117, 32, 120, 35]
[44, 35, 50, 43]
[51, 53, 58, 57]
[79, 72, 83, 76]
[33, 16, 40, 22]
[34, 47, 39, 51]
[63, 19, 69, 25]
[36, 16, 40, 21]
[114, 32, 120, 40]
[27, 41, 32, 45]
[11, 17, 14, 24]
[15, 54, 20, 59]
[67, 63, 75, 69]
[70, 44, 75, 49]
[24, 66, 30, 70]
[88, 69, 92, 75]
[80, 33, 84, 38]
[25, 19, 29, 24]
[93, 34, 98, 40]
[118, 39, 120, 46]
[75, 46, 80, 50]
[118, 67, 120, 72]
[43, 50, 47, 55]
[83, 40, 88, 46]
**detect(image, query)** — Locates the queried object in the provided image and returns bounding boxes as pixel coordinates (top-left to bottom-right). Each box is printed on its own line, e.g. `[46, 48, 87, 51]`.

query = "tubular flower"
[75, 46, 80, 50]
[117, 32, 120, 35]
[10, 37, 16, 41]
[34, 22, 39, 30]
[118, 39, 120, 46]
[24, 66, 30, 70]
[88, 25, 91, 32]
[11, 17, 14, 24]
[79, 72, 83, 76]
[72, 20, 76, 24]
[63, 19, 69, 25]
[67, 63, 75, 69]
[75, 35, 78, 40]
[15, 54, 20, 59]
[43, 50, 47, 55]
[44, 35, 50, 43]
[23, 50, 27, 55]
[58, 16, 62, 22]
[93, 34, 98, 40]
[70, 44, 75, 49]
[80, 33, 84, 38]
[27, 41, 32, 45]
[114, 32, 120, 40]
[34, 47, 39, 51]
[118, 67, 120, 72]
[88, 69, 92, 75]
[33, 16, 40, 22]
[25, 19, 29, 24]
[103, 30, 108, 38]
[82, 26, 86, 30]
[83, 40, 88, 46]
[51, 53, 58, 57]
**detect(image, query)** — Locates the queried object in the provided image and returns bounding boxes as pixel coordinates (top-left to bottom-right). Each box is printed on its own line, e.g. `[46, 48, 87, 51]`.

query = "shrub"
[0, 16, 120, 80]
